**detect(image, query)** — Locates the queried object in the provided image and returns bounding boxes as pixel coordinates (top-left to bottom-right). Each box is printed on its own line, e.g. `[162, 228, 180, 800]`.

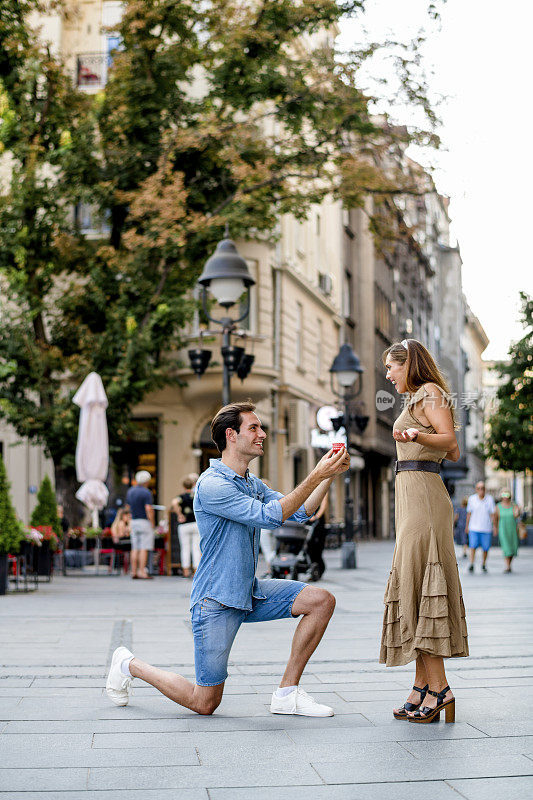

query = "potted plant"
[30, 476, 62, 580]
[0, 455, 23, 595]
[30, 476, 62, 539]
[31, 526, 59, 579]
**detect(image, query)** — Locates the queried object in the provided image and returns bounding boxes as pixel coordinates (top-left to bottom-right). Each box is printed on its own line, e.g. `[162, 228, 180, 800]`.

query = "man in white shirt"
[466, 481, 496, 573]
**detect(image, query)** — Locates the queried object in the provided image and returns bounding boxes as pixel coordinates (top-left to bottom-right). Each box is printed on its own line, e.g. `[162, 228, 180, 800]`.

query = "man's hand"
[312, 448, 350, 481]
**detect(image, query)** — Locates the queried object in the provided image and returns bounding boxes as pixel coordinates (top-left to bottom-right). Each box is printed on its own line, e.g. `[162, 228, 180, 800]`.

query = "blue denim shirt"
[190, 459, 311, 611]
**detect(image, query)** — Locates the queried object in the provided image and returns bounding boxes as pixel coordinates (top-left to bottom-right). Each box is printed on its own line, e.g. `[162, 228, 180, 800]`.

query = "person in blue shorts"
[466, 481, 496, 573]
[106, 400, 349, 717]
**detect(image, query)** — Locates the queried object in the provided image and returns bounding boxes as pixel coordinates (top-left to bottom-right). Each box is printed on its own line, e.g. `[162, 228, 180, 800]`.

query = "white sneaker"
[270, 687, 334, 717]
[106, 646, 134, 706]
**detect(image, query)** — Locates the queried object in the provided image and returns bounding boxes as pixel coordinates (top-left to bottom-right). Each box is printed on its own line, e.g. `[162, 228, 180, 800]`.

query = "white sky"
[338, 0, 532, 360]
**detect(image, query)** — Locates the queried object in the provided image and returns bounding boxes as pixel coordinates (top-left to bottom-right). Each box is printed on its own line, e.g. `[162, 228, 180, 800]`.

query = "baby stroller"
[269, 520, 326, 582]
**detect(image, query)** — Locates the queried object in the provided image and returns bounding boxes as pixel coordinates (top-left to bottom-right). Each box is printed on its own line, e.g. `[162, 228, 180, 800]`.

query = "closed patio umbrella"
[73, 372, 109, 528]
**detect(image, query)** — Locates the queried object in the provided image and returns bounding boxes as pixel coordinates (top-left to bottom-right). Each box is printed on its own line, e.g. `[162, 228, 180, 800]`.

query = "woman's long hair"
[382, 338, 459, 429]
[111, 507, 129, 539]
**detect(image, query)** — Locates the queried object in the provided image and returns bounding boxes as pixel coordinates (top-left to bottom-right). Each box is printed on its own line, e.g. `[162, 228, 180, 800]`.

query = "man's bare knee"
[195, 697, 221, 716]
[308, 588, 335, 618]
[321, 590, 336, 618]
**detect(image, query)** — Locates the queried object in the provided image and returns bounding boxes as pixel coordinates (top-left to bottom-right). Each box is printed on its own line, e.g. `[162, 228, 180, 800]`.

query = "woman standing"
[381, 339, 468, 724]
[175, 475, 201, 578]
[495, 491, 519, 572]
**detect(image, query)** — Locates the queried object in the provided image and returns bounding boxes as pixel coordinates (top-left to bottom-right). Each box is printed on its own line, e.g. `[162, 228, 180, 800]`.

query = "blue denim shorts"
[191, 579, 307, 686]
[468, 530, 492, 551]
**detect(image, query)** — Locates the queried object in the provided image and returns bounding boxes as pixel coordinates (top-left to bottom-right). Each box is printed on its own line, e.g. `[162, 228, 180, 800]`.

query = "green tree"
[30, 475, 62, 539]
[485, 292, 533, 473]
[0, 0, 441, 520]
[0, 454, 23, 554]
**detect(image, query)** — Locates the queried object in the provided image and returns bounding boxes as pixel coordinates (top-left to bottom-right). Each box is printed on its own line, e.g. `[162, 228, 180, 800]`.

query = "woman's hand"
[393, 427, 419, 442]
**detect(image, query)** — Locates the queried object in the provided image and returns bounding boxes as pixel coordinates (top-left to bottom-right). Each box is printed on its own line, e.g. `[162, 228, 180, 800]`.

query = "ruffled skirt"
[380, 473, 469, 667]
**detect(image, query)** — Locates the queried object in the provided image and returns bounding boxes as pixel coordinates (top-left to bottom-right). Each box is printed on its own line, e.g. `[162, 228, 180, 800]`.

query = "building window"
[375, 284, 392, 340]
[316, 318, 323, 378]
[74, 203, 111, 238]
[296, 302, 303, 369]
[343, 269, 353, 319]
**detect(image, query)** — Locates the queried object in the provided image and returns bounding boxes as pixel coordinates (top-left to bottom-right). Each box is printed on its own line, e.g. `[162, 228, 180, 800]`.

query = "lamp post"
[329, 343, 364, 569]
[194, 235, 256, 405]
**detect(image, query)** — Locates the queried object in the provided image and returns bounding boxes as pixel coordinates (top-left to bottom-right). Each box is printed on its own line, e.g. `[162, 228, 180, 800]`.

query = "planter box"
[33, 541, 53, 579]
[0, 554, 8, 595]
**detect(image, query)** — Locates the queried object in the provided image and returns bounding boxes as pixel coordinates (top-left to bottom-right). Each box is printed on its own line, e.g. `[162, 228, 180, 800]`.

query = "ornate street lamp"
[194, 235, 256, 405]
[329, 343, 364, 568]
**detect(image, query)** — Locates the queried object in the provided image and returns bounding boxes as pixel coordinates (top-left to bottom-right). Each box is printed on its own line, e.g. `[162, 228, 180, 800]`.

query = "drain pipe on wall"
[270, 218, 283, 489]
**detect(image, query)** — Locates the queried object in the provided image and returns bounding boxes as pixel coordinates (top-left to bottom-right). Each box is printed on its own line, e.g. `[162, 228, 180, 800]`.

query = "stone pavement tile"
[0, 679, 32, 687]
[186, 712, 371, 732]
[196, 739, 410, 766]
[0, 768, 88, 792]
[286, 721, 486, 745]
[0, 733, 92, 752]
[447, 677, 533, 688]
[316, 672, 411, 683]
[0, 743, 199, 768]
[209, 782, 461, 800]
[87, 763, 322, 790]
[0, 793, 207, 800]
[31, 678, 108, 687]
[0, 686, 104, 697]
[400, 735, 533, 759]
[93, 729, 289, 750]
[0, 699, 22, 715]
[490, 686, 533, 698]
[448, 776, 533, 799]
[312, 754, 533, 784]
[466, 721, 533, 737]
[5, 718, 191, 733]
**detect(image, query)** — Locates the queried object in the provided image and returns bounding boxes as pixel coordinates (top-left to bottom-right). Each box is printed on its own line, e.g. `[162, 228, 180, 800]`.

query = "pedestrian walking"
[126, 470, 155, 580]
[175, 476, 201, 577]
[381, 339, 468, 724]
[466, 481, 496, 573]
[454, 497, 469, 558]
[495, 490, 520, 572]
[106, 400, 348, 717]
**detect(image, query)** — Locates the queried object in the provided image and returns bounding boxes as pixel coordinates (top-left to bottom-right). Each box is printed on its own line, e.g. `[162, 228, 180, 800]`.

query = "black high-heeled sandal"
[408, 685, 455, 724]
[393, 684, 429, 720]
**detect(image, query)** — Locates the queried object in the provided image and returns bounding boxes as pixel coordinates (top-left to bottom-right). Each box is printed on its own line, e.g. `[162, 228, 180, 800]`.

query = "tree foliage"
[0, 0, 441, 506]
[30, 474, 62, 539]
[0, 454, 23, 554]
[485, 292, 533, 473]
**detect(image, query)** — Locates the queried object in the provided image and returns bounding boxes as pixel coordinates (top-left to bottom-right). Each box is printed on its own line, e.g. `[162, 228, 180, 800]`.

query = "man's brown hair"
[211, 400, 256, 453]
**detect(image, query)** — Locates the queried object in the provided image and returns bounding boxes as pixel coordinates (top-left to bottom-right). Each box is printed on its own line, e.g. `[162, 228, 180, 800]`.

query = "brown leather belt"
[395, 460, 441, 475]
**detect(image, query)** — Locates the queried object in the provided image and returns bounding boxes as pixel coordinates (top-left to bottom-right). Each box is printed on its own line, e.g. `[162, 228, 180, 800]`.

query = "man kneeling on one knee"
[106, 400, 349, 717]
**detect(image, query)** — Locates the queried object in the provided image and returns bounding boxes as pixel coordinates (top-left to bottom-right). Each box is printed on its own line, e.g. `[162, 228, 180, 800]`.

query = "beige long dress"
[380, 385, 469, 667]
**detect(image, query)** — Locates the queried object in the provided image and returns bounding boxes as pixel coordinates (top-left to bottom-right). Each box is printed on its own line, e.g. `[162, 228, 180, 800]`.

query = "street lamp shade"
[329, 343, 364, 388]
[198, 238, 255, 307]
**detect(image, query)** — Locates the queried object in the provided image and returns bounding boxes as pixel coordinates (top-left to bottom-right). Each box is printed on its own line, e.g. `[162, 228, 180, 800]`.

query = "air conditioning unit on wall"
[287, 399, 310, 450]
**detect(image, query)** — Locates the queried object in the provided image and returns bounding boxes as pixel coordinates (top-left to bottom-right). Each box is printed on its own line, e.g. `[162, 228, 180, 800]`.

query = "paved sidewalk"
[1, 541, 532, 799]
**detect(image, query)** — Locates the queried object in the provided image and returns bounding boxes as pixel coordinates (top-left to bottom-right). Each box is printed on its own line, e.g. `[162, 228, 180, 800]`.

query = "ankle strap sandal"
[393, 684, 429, 720]
[408, 685, 455, 724]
